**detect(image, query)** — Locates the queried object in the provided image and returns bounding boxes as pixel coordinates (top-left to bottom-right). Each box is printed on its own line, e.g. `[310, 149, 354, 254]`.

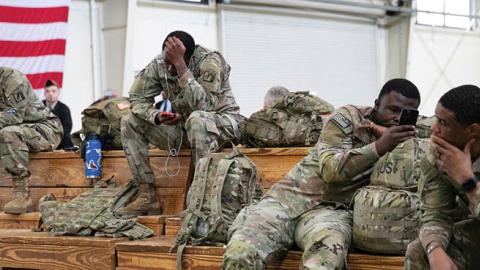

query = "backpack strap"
[173, 157, 212, 270]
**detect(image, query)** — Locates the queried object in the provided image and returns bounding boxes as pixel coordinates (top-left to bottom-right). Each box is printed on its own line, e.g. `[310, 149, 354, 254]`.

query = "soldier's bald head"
[163, 30, 196, 62]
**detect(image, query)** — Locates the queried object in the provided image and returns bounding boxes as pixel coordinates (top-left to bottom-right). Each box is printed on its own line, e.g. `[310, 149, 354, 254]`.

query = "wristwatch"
[462, 177, 478, 192]
[427, 244, 442, 256]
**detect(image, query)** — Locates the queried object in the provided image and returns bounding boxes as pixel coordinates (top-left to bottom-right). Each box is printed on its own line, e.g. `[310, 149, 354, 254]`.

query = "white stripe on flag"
[0, 55, 65, 74]
[0, 0, 69, 8]
[0, 22, 67, 41]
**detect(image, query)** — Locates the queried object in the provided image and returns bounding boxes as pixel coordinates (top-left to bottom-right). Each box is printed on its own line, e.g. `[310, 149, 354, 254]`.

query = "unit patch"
[13, 90, 25, 103]
[202, 70, 215, 82]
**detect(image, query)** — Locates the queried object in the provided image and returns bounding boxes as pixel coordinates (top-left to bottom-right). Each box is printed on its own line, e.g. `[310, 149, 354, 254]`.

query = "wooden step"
[165, 216, 181, 236]
[0, 229, 128, 270]
[0, 212, 41, 230]
[115, 236, 404, 270]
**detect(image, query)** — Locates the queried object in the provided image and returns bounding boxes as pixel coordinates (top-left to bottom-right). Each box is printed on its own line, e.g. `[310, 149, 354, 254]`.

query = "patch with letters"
[202, 70, 215, 83]
[4, 108, 16, 115]
[330, 112, 353, 135]
[13, 90, 25, 103]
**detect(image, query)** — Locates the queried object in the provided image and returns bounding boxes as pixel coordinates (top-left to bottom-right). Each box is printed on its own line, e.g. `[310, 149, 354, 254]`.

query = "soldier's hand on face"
[164, 37, 186, 67]
[432, 135, 475, 184]
[428, 248, 458, 270]
[374, 125, 416, 156]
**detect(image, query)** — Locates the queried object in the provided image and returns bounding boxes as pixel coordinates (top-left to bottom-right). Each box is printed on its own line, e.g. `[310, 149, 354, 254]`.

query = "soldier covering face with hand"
[118, 31, 243, 216]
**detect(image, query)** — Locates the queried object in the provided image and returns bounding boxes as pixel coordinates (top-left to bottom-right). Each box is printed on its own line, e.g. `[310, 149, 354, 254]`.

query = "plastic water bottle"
[85, 135, 102, 180]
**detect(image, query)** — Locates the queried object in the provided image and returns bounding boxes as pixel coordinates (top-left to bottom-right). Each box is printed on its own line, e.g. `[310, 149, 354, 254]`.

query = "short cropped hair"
[379, 78, 420, 103]
[45, 79, 59, 88]
[264, 86, 290, 109]
[162, 30, 196, 62]
[439, 84, 480, 125]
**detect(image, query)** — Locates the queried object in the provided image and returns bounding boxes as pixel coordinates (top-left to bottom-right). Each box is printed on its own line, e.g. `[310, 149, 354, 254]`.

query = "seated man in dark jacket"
[43, 80, 75, 150]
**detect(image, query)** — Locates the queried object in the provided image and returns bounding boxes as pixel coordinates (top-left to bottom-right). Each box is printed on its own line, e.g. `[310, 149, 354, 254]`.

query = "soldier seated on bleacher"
[223, 79, 421, 270]
[0, 67, 63, 214]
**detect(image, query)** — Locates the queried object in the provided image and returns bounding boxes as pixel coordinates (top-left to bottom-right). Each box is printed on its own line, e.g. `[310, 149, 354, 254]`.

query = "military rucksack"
[39, 178, 154, 240]
[241, 91, 334, 147]
[173, 144, 263, 269]
[352, 138, 429, 255]
[81, 97, 131, 150]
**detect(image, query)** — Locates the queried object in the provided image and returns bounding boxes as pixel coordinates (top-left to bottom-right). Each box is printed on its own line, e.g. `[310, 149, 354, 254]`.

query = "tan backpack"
[353, 138, 429, 254]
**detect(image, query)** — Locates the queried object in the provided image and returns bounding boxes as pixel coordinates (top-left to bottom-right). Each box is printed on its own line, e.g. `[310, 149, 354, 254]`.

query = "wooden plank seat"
[116, 235, 404, 270]
[0, 229, 127, 270]
[0, 149, 193, 215]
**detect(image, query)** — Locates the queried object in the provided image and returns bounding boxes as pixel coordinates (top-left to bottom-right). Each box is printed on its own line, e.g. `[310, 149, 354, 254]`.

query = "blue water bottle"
[85, 135, 102, 180]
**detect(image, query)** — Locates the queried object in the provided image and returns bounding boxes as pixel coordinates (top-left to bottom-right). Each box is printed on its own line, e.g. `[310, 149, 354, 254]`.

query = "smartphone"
[399, 109, 419, 126]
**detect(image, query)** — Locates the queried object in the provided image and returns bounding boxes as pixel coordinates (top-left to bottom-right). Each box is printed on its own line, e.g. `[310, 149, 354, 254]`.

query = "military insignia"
[202, 70, 215, 82]
[13, 90, 25, 103]
[330, 113, 353, 135]
[4, 108, 16, 115]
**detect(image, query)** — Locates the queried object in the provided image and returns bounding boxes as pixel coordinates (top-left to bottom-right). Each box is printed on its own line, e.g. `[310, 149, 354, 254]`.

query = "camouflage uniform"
[0, 67, 62, 214]
[404, 147, 480, 270]
[223, 105, 379, 270]
[122, 45, 242, 184]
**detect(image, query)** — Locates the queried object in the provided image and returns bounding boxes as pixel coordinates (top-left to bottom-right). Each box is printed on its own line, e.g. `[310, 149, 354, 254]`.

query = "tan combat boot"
[116, 183, 161, 216]
[4, 176, 34, 214]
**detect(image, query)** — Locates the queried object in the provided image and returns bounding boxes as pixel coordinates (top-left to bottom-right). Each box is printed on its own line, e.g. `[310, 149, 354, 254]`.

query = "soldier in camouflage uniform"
[119, 31, 242, 216]
[405, 85, 480, 270]
[0, 67, 62, 214]
[222, 79, 421, 270]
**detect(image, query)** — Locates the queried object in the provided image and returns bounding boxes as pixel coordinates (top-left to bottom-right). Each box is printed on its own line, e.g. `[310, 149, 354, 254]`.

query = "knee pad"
[223, 240, 265, 270]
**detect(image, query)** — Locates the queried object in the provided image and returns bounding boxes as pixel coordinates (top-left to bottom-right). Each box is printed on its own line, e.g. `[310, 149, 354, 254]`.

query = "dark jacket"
[43, 100, 74, 149]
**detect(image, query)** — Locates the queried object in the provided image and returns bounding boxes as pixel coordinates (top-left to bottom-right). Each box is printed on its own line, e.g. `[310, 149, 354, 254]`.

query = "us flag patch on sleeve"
[330, 113, 353, 134]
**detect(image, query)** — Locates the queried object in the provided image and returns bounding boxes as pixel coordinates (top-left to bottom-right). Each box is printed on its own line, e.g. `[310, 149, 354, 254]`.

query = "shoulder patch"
[330, 112, 353, 135]
[202, 70, 215, 82]
[13, 90, 25, 103]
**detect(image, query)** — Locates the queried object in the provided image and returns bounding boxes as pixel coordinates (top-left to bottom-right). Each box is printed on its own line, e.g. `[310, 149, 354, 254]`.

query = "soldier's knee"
[223, 240, 265, 270]
[0, 126, 20, 142]
[185, 111, 207, 130]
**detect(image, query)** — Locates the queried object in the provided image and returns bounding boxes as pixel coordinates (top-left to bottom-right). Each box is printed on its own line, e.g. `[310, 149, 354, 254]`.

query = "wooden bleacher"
[116, 236, 404, 270]
[0, 147, 405, 269]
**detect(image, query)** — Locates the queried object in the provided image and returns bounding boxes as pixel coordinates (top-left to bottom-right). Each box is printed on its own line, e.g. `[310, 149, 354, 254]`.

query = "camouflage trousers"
[0, 123, 61, 177]
[121, 111, 240, 184]
[404, 218, 480, 270]
[223, 197, 352, 270]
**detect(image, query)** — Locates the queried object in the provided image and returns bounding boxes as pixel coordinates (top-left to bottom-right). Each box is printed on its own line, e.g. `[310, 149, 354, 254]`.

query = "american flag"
[0, 0, 69, 97]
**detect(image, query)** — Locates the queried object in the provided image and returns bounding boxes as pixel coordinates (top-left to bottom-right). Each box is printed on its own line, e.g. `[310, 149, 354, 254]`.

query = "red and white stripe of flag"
[0, 0, 69, 98]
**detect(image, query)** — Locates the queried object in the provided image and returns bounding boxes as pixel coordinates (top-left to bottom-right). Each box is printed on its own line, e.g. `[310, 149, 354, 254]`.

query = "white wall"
[220, 7, 380, 116]
[63, 0, 98, 132]
[407, 25, 480, 116]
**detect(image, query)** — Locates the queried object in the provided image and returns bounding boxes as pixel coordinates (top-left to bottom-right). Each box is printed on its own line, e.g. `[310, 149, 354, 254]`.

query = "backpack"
[39, 178, 154, 240]
[81, 97, 131, 150]
[352, 138, 429, 254]
[173, 144, 263, 269]
[241, 91, 334, 147]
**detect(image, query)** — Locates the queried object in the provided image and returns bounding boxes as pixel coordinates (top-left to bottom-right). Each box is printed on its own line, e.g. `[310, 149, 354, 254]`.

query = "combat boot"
[116, 183, 161, 216]
[4, 176, 34, 214]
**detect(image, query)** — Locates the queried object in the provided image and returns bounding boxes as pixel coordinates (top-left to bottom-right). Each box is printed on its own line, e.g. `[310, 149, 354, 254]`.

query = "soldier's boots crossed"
[4, 176, 34, 214]
[116, 183, 161, 216]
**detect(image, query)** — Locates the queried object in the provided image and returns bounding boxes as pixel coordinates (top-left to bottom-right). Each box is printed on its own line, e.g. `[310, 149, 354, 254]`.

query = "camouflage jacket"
[267, 105, 379, 217]
[129, 45, 241, 125]
[418, 147, 480, 252]
[0, 67, 62, 133]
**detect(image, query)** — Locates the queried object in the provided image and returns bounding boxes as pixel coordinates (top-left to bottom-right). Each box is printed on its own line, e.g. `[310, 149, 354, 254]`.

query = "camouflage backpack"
[241, 91, 334, 147]
[39, 178, 154, 240]
[353, 138, 429, 255]
[173, 144, 263, 269]
[81, 97, 131, 150]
